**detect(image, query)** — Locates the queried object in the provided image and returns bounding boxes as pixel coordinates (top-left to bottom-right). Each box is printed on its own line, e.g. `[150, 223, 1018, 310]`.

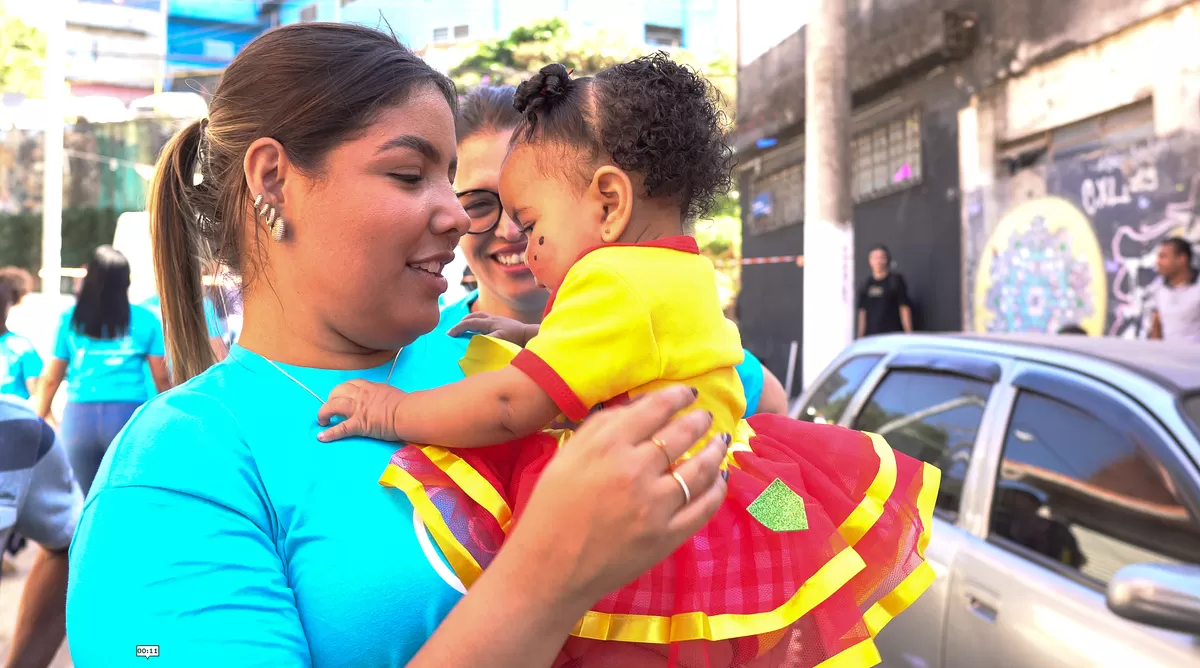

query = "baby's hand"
[448, 312, 539, 346]
[316, 380, 407, 443]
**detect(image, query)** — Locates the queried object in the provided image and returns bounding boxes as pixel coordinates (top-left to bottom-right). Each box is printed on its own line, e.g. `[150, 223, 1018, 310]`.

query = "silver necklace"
[263, 351, 401, 403]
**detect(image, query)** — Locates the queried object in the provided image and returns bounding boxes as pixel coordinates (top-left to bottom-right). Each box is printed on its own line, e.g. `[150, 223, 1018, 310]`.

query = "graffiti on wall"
[973, 198, 1107, 334]
[968, 136, 1200, 338]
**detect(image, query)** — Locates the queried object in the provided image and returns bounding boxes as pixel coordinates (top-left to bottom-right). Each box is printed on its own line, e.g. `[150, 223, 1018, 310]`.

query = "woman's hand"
[448, 312, 539, 347]
[505, 385, 729, 613]
[408, 385, 729, 668]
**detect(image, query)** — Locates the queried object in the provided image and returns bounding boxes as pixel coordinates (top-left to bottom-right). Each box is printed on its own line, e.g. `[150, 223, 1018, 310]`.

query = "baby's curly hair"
[512, 52, 734, 223]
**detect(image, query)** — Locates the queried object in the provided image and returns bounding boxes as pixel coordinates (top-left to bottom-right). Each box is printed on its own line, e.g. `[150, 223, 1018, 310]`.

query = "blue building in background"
[165, 1, 278, 94]
[276, 0, 734, 63]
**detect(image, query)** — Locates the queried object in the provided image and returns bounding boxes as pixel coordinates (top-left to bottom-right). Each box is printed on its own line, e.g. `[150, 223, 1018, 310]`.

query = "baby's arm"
[316, 366, 561, 447]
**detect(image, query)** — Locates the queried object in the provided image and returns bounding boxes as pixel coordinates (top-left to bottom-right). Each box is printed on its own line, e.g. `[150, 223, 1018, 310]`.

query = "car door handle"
[965, 591, 999, 624]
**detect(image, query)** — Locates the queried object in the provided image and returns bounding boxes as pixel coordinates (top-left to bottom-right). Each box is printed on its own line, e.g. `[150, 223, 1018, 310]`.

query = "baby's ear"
[589, 166, 634, 243]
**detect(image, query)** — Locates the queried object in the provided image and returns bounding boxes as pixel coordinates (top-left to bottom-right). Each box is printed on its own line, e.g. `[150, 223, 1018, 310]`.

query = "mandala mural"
[973, 197, 1108, 335]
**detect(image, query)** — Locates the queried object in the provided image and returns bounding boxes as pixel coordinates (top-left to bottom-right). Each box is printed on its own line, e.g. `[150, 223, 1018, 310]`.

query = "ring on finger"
[671, 470, 692, 504]
[652, 437, 674, 470]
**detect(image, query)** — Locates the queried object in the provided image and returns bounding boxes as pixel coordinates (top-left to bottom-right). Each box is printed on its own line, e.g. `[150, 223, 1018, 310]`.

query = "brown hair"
[455, 86, 522, 144]
[0, 266, 33, 330]
[148, 23, 455, 382]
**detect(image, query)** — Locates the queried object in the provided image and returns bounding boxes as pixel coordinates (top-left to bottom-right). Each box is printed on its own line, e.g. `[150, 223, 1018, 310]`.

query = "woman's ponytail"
[148, 119, 215, 383]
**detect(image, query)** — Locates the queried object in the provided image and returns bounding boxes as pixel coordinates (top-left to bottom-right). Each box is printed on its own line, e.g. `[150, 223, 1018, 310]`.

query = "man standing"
[1149, 237, 1200, 342]
[857, 245, 913, 338]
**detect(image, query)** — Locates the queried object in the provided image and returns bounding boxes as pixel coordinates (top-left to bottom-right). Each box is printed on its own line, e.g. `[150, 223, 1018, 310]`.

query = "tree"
[0, 8, 46, 97]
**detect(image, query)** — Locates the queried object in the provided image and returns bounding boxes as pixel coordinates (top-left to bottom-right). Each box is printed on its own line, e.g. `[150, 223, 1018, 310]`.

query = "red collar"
[542, 236, 700, 318]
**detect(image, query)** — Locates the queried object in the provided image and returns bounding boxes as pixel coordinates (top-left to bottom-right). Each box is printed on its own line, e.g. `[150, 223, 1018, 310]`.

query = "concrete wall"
[961, 1, 1200, 338]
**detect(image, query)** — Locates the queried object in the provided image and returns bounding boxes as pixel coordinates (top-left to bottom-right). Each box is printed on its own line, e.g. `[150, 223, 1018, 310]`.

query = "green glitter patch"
[747, 479, 808, 532]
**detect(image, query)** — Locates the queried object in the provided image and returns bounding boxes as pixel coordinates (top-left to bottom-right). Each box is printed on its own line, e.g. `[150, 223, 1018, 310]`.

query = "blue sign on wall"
[752, 192, 773, 218]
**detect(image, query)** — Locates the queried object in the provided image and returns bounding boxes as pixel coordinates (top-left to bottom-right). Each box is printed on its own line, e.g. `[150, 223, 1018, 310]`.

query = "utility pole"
[802, 0, 852, 389]
[332, 0, 342, 22]
[41, 5, 67, 296]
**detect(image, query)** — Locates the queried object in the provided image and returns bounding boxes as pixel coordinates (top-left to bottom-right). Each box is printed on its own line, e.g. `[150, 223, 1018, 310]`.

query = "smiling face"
[276, 87, 469, 350]
[454, 129, 546, 316]
[498, 144, 607, 290]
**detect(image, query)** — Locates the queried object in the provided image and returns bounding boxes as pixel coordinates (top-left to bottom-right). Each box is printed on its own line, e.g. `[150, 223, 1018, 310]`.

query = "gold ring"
[671, 470, 692, 505]
[652, 437, 674, 470]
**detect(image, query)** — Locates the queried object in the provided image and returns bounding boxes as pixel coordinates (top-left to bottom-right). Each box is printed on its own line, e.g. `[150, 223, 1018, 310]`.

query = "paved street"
[0, 548, 72, 668]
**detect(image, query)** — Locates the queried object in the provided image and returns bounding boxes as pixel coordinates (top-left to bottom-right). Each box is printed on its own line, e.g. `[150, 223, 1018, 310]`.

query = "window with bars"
[748, 163, 804, 236]
[851, 110, 922, 202]
[299, 4, 317, 22]
[433, 26, 449, 42]
[645, 24, 683, 48]
[454, 25, 469, 39]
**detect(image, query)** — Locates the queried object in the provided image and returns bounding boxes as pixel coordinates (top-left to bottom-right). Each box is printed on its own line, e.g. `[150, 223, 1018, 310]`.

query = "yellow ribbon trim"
[814, 637, 882, 668]
[570, 543, 866, 643]
[862, 462, 942, 636]
[419, 446, 513, 532]
[380, 463, 484, 588]
[836, 432, 896, 547]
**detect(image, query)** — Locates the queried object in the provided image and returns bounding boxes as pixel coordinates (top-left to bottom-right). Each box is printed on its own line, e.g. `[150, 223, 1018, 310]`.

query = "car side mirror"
[1107, 563, 1200, 635]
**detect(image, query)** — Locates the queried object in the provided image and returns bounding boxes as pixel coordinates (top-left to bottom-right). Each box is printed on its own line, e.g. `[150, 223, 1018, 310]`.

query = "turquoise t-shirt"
[52, 305, 165, 404]
[141, 294, 224, 339]
[434, 291, 768, 415]
[67, 343, 465, 666]
[0, 331, 43, 400]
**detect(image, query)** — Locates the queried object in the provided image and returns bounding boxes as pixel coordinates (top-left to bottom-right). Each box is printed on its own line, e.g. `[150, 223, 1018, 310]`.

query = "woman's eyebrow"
[376, 134, 440, 161]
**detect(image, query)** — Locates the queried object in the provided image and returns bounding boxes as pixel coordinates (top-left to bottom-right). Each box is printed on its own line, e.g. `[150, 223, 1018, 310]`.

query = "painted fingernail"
[721, 468, 730, 481]
[723, 432, 732, 445]
[706, 411, 714, 421]
[689, 387, 699, 397]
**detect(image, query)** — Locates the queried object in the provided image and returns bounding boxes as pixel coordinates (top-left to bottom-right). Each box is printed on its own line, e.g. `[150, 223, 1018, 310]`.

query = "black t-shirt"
[857, 273, 910, 336]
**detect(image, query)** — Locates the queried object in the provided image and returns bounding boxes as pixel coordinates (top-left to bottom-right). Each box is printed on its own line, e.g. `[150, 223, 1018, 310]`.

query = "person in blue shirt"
[140, 287, 229, 397]
[438, 85, 792, 416]
[0, 267, 43, 400]
[65, 24, 727, 668]
[34, 246, 169, 496]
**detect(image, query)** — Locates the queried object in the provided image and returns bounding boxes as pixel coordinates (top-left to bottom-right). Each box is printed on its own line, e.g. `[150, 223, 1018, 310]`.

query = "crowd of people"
[0, 23, 943, 668]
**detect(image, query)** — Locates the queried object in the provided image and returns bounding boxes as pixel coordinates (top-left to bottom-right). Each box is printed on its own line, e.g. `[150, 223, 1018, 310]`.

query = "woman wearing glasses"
[433, 86, 790, 416]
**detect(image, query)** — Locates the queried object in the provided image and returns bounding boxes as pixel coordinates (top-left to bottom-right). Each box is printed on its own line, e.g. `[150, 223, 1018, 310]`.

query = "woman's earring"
[254, 193, 286, 242]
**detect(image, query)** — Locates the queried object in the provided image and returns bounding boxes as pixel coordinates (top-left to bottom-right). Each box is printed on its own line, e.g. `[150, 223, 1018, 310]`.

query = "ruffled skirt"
[381, 414, 940, 668]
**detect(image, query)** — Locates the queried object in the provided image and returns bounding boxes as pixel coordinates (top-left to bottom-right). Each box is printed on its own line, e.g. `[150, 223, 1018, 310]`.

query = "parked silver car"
[791, 333, 1200, 667]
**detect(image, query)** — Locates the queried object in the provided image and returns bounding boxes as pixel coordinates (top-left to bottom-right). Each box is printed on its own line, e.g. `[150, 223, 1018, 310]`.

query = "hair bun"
[513, 63, 572, 115]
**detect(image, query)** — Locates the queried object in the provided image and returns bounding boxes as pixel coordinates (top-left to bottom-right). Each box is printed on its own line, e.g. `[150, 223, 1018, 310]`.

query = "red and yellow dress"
[381, 237, 940, 668]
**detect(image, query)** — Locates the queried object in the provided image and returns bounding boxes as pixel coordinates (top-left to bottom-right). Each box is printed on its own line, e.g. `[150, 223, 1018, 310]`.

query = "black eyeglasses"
[457, 189, 504, 235]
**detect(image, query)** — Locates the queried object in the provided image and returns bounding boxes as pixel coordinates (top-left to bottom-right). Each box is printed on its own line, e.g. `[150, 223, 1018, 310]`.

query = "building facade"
[960, 0, 1200, 340]
[732, 0, 977, 384]
[734, 0, 1200, 385]
[65, 0, 167, 103]
[165, 1, 274, 95]
[277, 0, 734, 61]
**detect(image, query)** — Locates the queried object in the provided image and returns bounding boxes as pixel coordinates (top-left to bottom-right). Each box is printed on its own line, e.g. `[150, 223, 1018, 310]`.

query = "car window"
[853, 370, 992, 517]
[991, 391, 1200, 584]
[1181, 394, 1200, 441]
[798, 355, 882, 425]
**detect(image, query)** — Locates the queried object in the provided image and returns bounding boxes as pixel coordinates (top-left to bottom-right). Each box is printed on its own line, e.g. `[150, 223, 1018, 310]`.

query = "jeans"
[61, 401, 141, 496]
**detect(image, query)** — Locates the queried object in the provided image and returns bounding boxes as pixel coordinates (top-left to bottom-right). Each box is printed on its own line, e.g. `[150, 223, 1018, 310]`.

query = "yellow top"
[511, 236, 745, 454]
